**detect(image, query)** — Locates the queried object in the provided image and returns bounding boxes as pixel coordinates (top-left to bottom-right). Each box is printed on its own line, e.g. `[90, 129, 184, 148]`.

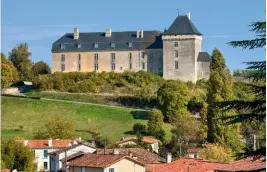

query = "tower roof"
[165, 15, 202, 35]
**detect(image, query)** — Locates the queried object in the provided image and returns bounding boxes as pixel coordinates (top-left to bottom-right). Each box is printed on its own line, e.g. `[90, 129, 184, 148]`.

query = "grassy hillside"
[2, 97, 172, 142]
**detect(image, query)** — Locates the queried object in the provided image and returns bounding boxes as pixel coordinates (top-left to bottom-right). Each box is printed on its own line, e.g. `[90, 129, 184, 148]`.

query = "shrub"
[132, 123, 146, 134]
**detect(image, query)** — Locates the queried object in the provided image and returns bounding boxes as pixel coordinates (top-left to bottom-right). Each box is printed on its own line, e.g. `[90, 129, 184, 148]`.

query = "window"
[94, 54, 99, 71]
[174, 42, 178, 47]
[61, 64, 65, 71]
[44, 162, 48, 169]
[111, 42, 115, 49]
[77, 43, 81, 48]
[175, 50, 178, 57]
[129, 42, 132, 48]
[175, 61, 178, 69]
[44, 150, 48, 158]
[150, 51, 154, 62]
[109, 168, 115, 172]
[129, 53, 132, 70]
[141, 52, 145, 58]
[78, 54, 81, 71]
[61, 54, 65, 62]
[60, 44, 65, 50]
[142, 62, 145, 70]
[111, 53, 116, 70]
[94, 43, 98, 49]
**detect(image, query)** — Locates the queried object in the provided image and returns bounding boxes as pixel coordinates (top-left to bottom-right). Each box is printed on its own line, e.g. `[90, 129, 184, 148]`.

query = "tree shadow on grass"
[131, 111, 150, 120]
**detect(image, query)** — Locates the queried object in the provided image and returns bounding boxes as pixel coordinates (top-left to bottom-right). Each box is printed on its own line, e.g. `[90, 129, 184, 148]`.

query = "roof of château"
[198, 52, 211, 61]
[52, 30, 163, 52]
[165, 15, 202, 35]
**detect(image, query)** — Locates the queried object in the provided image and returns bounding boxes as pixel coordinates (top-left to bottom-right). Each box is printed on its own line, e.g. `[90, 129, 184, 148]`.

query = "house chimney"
[140, 30, 144, 38]
[186, 12, 191, 20]
[24, 140, 28, 146]
[105, 29, 112, 37]
[129, 152, 133, 158]
[136, 30, 140, 38]
[74, 28, 79, 39]
[48, 139, 52, 147]
[167, 153, 172, 163]
[253, 134, 257, 151]
[113, 149, 120, 155]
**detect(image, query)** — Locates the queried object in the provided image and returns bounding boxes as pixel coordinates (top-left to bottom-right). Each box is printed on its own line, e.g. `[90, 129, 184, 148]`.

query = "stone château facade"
[52, 12, 210, 82]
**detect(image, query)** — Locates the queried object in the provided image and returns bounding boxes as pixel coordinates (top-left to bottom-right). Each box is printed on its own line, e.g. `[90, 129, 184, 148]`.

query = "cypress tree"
[207, 48, 243, 152]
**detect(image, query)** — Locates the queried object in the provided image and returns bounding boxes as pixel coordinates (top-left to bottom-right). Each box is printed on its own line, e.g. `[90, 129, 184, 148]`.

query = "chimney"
[105, 29, 112, 37]
[129, 152, 133, 158]
[48, 139, 52, 147]
[24, 140, 28, 146]
[253, 134, 257, 151]
[136, 30, 140, 38]
[113, 149, 120, 155]
[186, 12, 191, 20]
[140, 30, 144, 38]
[74, 28, 79, 39]
[167, 153, 172, 163]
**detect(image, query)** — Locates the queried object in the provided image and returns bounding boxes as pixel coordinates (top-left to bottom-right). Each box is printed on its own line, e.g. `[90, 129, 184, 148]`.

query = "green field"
[2, 97, 172, 142]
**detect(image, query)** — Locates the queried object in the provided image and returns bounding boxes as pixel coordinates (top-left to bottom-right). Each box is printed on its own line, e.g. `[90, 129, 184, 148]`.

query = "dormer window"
[111, 42, 115, 49]
[77, 43, 81, 49]
[94, 43, 98, 49]
[128, 42, 132, 48]
[60, 44, 65, 50]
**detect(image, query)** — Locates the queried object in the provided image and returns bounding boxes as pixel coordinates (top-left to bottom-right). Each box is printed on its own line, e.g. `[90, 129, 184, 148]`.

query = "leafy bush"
[132, 123, 146, 134]
[199, 144, 234, 162]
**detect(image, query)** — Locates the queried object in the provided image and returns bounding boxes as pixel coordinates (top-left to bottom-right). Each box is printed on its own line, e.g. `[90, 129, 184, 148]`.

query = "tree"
[157, 80, 191, 122]
[31, 61, 51, 76]
[1, 53, 19, 88]
[8, 43, 32, 80]
[207, 48, 243, 152]
[33, 117, 75, 139]
[1, 139, 36, 171]
[219, 21, 266, 157]
[171, 116, 206, 143]
[199, 144, 234, 163]
[147, 109, 165, 140]
[132, 123, 146, 134]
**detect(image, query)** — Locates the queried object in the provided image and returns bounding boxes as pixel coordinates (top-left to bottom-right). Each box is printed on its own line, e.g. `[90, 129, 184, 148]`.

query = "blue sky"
[2, 0, 266, 71]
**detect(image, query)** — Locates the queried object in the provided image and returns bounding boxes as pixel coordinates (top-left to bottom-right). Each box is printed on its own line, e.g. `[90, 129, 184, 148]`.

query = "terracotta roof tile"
[187, 148, 199, 153]
[68, 154, 145, 168]
[16, 139, 72, 148]
[214, 156, 266, 172]
[96, 148, 165, 164]
[146, 158, 227, 172]
[1, 169, 10, 172]
[117, 136, 159, 144]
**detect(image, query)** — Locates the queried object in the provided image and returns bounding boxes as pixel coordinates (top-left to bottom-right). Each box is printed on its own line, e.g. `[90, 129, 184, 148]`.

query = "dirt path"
[41, 97, 150, 111]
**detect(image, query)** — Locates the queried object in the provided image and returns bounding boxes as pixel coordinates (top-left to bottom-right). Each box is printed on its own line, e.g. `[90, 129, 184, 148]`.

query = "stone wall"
[197, 61, 210, 80]
[162, 35, 202, 82]
[52, 50, 162, 75]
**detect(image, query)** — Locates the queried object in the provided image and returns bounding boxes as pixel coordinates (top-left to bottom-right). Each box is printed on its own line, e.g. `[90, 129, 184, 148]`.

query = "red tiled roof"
[68, 154, 145, 168]
[1, 169, 10, 172]
[96, 148, 166, 164]
[146, 158, 227, 172]
[117, 136, 159, 144]
[16, 139, 72, 148]
[214, 156, 266, 172]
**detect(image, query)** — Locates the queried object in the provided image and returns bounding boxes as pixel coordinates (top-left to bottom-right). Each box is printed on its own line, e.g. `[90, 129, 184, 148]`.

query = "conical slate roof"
[165, 15, 201, 35]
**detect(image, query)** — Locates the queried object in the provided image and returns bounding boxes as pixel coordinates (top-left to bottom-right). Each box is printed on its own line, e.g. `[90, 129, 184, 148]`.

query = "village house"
[116, 136, 160, 153]
[96, 148, 166, 165]
[49, 143, 96, 172]
[187, 148, 199, 159]
[214, 156, 266, 172]
[16, 139, 80, 171]
[68, 154, 145, 172]
[51, 12, 210, 83]
[146, 157, 228, 172]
